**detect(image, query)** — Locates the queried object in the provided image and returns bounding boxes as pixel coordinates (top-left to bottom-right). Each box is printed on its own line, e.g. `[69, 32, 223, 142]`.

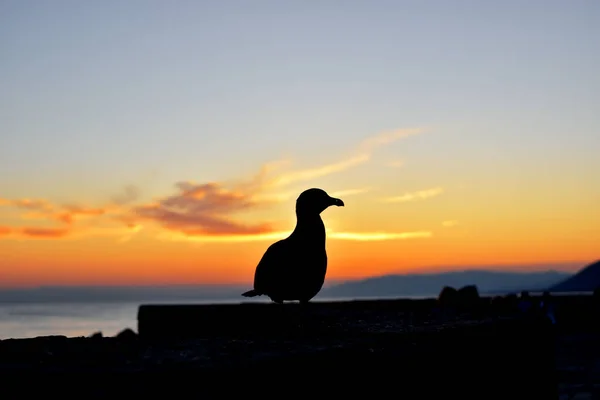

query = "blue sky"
[2, 1, 598, 201]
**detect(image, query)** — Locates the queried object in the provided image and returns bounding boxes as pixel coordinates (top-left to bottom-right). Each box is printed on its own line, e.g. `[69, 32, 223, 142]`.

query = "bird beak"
[330, 197, 344, 207]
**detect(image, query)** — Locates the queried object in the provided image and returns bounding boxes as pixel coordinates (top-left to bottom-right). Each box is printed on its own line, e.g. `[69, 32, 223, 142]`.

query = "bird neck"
[292, 213, 326, 244]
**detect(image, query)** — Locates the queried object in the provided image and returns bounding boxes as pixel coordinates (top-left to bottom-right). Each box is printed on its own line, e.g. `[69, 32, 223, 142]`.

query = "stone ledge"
[0, 299, 559, 399]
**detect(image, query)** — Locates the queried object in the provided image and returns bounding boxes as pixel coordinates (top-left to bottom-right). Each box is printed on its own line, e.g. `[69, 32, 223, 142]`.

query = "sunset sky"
[1, 1, 598, 287]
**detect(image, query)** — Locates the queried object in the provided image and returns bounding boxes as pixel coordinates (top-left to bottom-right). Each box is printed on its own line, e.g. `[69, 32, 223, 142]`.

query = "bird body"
[242, 188, 344, 303]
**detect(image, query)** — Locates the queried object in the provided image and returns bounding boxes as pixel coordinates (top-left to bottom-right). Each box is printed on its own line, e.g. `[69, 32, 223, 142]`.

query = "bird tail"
[241, 289, 260, 297]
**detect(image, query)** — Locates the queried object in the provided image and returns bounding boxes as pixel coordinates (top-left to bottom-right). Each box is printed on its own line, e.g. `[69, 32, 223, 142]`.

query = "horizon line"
[0, 265, 581, 291]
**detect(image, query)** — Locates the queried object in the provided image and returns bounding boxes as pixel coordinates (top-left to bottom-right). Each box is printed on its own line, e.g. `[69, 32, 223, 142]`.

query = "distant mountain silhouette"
[0, 268, 577, 303]
[549, 260, 600, 292]
[319, 270, 571, 299]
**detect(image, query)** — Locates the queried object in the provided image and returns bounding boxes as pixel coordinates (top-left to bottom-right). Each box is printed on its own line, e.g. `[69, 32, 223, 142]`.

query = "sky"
[1, 0, 599, 287]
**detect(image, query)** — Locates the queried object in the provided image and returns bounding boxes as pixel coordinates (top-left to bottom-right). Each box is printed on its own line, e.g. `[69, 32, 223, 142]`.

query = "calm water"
[2, 291, 580, 340]
[0, 295, 428, 340]
[0, 301, 140, 339]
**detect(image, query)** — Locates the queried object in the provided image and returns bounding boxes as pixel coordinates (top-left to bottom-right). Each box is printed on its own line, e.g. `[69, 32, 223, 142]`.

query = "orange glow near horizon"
[1, 127, 599, 288]
[0, 209, 597, 288]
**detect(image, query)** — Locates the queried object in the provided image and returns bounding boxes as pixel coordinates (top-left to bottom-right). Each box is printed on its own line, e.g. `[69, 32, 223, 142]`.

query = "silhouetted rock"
[323, 270, 570, 299]
[550, 259, 600, 292]
[90, 331, 103, 339]
[458, 284, 479, 299]
[458, 284, 480, 303]
[438, 286, 459, 308]
[456, 285, 481, 314]
[115, 328, 137, 341]
[437, 285, 481, 314]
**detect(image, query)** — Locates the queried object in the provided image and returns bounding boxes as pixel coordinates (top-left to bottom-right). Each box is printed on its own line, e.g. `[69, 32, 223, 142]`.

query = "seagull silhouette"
[241, 188, 344, 304]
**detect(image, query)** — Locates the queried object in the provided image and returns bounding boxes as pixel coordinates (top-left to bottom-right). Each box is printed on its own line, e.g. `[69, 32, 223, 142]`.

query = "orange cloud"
[0, 226, 69, 239]
[0, 176, 280, 240]
[20, 227, 70, 238]
[0, 127, 428, 242]
[55, 205, 107, 224]
[0, 196, 116, 225]
[0, 223, 142, 241]
[0, 195, 131, 241]
[0, 198, 53, 211]
[131, 181, 276, 236]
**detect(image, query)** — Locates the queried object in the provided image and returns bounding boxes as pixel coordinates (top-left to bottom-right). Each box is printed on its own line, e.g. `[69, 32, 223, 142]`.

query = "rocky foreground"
[1, 295, 593, 399]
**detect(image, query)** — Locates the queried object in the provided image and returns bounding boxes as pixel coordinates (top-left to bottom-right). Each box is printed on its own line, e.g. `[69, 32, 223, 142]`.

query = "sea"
[0, 295, 424, 340]
[2, 290, 582, 340]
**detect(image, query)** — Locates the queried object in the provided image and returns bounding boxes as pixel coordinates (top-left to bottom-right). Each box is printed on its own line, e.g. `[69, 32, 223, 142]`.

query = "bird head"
[295, 188, 345, 216]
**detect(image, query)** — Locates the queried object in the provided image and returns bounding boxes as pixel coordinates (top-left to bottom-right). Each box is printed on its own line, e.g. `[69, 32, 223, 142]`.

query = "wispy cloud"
[380, 187, 444, 203]
[156, 230, 289, 243]
[156, 229, 432, 243]
[329, 187, 372, 198]
[0, 198, 53, 212]
[0, 180, 276, 241]
[111, 185, 141, 205]
[0, 196, 136, 241]
[125, 126, 428, 241]
[20, 227, 70, 238]
[131, 181, 276, 237]
[442, 220, 459, 227]
[117, 224, 143, 243]
[129, 126, 424, 239]
[328, 230, 432, 241]
[256, 187, 372, 203]
[55, 205, 107, 224]
[265, 127, 425, 189]
[357, 128, 423, 154]
[0, 127, 428, 243]
[0, 224, 141, 241]
[270, 154, 369, 187]
[0, 197, 116, 225]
